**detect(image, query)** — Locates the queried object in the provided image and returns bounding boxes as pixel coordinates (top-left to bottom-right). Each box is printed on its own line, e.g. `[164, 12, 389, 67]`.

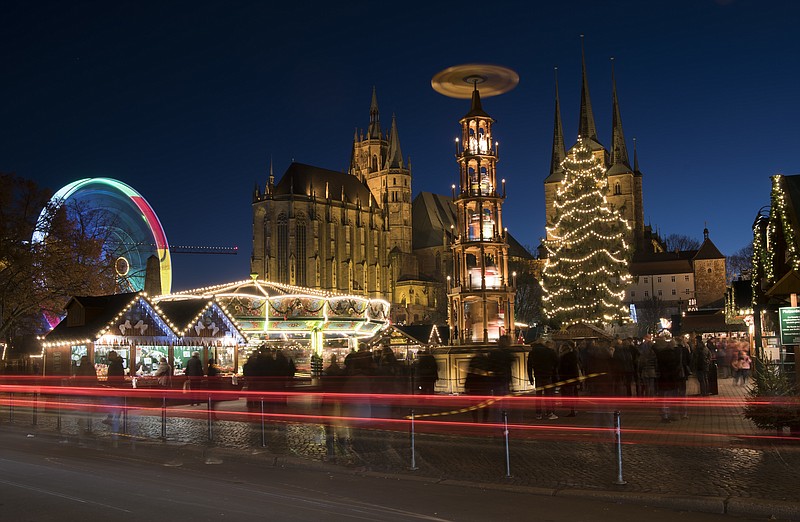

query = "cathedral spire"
[578, 35, 597, 141]
[610, 58, 630, 168]
[385, 114, 404, 169]
[368, 86, 381, 139]
[633, 137, 640, 173]
[268, 156, 275, 187]
[549, 67, 566, 180]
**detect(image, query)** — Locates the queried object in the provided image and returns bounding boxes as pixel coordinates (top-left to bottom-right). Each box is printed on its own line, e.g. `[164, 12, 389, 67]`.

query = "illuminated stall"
[42, 293, 248, 380]
[42, 293, 178, 378]
[155, 279, 391, 374]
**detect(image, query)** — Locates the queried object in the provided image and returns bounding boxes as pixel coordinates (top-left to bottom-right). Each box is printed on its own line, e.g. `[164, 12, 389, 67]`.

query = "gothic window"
[277, 213, 289, 282]
[404, 179, 408, 186]
[614, 182, 621, 195]
[393, 178, 396, 185]
[371, 155, 378, 172]
[296, 216, 307, 287]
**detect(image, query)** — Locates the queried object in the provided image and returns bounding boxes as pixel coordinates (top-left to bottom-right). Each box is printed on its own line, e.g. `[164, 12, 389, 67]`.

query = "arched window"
[277, 213, 289, 282]
[296, 215, 307, 286]
[614, 182, 621, 195]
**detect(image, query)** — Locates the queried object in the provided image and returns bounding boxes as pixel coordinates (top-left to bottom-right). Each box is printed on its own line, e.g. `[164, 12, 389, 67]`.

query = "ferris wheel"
[32, 177, 172, 294]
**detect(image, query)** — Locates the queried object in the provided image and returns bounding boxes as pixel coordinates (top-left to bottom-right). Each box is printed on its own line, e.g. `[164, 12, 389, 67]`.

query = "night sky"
[2, 1, 798, 291]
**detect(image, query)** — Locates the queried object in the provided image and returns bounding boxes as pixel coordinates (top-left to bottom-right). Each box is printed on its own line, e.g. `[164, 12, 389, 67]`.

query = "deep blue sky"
[2, 0, 797, 291]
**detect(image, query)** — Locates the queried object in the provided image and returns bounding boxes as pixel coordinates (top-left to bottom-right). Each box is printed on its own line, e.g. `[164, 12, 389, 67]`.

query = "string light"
[542, 138, 632, 327]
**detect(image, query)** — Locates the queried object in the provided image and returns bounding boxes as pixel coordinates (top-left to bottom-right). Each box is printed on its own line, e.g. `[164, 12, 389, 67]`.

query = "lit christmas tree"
[542, 137, 632, 327]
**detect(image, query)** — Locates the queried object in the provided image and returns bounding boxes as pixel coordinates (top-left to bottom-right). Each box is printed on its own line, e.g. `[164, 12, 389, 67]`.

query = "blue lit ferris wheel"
[32, 178, 172, 294]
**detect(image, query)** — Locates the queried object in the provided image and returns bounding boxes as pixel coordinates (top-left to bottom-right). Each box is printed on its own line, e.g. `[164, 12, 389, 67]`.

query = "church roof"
[412, 192, 457, 249]
[411, 191, 533, 259]
[606, 162, 633, 176]
[273, 162, 377, 207]
[693, 236, 724, 260]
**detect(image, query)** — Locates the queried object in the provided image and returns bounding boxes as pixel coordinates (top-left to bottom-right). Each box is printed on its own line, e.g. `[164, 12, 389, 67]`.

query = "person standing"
[103, 350, 125, 430]
[528, 342, 559, 420]
[413, 350, 439, 395]
[638, 336, 658, 397]
[185, 351, 205, 405]
[154, 357, 172, 388]
[654, 339, 681, 422]
[557, 342, 580, 417]
[693, 335, 711, 397]
[675, 338, 692, 419]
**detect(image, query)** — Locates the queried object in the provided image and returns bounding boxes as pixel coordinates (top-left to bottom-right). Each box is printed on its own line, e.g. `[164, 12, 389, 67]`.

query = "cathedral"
[251, 90, 452, 325]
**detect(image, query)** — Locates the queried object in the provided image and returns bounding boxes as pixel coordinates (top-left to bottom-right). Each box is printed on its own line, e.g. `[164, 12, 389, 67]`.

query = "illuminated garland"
[542, 137, 632, 327]
[752, 174, 800, 309]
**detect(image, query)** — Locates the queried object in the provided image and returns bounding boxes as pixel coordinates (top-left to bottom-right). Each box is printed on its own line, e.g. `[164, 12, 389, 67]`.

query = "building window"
[644, 277, 649, 283]
[614, 182, 621, 195]
[296, 218, 307, 286]
[657, 276, 662, 283]
[671, 276, 676, 283]
[708, 268, 712, 273]
[644, 291, 649, 297]
[685, 288, 690, 295]
[685, 275, 690, 282]
[672, 289, 676, 295]
[658, 289, 662, 296]
[393, 178, 396, 186]
[277, 214, 289, 282]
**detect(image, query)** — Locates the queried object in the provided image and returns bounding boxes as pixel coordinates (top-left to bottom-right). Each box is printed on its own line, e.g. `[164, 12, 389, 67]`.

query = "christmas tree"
[542, 137, 632, 327]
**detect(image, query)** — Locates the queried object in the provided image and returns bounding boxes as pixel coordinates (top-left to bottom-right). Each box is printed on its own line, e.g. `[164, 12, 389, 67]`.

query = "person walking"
[736, 351, 752, 386]
[528, 342, 559, 420]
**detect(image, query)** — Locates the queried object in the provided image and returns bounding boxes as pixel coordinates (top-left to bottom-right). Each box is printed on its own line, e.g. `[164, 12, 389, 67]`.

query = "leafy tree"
[663, 233, 701, 252]
[727, 244, 753, 283]
[0, 174, 116, 349]
[542, 138, 632, 327]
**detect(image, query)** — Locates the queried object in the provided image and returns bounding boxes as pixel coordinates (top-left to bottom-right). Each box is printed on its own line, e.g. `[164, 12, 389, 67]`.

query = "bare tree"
[510, 245, 543, 328]
[663, 233, 701, 252]
[727, 244, 753, 283]
[0, 174, 117, 347]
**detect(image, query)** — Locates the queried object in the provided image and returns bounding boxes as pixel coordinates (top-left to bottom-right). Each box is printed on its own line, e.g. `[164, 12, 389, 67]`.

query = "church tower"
[543, 40, 645, 252]
[449, 85, 515, 343]
[350, 88, 413, 257]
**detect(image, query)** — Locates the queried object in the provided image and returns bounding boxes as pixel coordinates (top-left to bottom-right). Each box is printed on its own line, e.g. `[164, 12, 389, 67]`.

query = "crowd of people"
[522, 335, 754, 423]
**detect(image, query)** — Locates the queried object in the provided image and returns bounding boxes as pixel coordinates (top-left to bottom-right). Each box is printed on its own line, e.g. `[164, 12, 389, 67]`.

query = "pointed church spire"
[548, 67, 566, 180]
[610, 58, 630, 168]
[268, 156, 275, 186]
[578, 35, 597, 141]
[633, 137, 640, 173]
[385, 114, 404, 169]
[368, 86, 381, 139]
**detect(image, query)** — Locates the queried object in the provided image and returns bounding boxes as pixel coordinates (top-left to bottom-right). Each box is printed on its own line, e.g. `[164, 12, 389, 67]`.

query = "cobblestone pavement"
[3, 375, 799, 518]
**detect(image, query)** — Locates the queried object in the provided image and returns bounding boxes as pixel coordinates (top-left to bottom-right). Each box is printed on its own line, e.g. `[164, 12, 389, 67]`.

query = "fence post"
[207, 394, 213, 442]
[260, 399, 266, 447]
[503, 410, 511, 478]
[613, 410, 627, 485]
[161, 395, 167, 440]
[32, 391, 38, 426]
[409, 409, 418, 471]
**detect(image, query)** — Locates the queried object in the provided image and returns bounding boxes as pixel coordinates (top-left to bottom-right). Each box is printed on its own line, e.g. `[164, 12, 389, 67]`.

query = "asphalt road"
[0, 428, 781, 522]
